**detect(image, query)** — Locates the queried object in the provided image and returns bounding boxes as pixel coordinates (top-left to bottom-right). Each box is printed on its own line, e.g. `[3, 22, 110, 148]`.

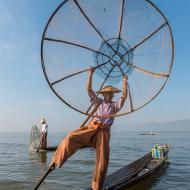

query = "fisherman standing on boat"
[40, 118, 48, 150]
[50, 67, 128, 190]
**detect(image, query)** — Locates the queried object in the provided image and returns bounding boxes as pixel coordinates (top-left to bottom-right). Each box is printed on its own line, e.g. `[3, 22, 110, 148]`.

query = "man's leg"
[40, 133, 45, 149]
[44, 133, 47, 149]
[92, 128, 110, 190]
[51, 126, 97, 168]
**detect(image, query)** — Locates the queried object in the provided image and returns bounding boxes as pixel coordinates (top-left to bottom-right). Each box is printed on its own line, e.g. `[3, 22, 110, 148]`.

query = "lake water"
[0, 129, 190, 190]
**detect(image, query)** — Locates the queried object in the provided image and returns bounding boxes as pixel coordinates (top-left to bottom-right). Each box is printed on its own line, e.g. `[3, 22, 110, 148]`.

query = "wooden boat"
[39, 146, 58, 151]
[140, 132, 157, 135]
[86, 145, 170, 190]
[40, 145, 92, 152]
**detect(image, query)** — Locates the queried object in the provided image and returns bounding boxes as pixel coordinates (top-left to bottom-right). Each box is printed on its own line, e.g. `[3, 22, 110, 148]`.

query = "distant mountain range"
[115, 119, 190, 132]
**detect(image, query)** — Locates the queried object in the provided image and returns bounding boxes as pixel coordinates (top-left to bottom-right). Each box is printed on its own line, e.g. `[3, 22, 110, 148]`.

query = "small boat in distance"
[140, 131, 157, 135]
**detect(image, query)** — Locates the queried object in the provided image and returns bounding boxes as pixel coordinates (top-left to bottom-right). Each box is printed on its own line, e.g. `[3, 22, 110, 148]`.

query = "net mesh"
[41, 0, 174, 117]
[29, 125, 40, 152]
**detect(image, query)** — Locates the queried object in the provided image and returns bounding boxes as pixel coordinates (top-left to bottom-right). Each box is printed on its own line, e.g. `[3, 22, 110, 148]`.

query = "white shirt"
[41, 124, 48, 133]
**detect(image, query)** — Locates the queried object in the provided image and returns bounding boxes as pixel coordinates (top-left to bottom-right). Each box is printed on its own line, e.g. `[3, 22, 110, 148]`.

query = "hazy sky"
[0, 0, 189, 132]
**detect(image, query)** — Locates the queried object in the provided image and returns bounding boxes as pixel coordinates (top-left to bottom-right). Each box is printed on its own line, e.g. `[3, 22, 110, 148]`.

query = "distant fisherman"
[40, 118, 48, 150]
[50, 67, 128, 190]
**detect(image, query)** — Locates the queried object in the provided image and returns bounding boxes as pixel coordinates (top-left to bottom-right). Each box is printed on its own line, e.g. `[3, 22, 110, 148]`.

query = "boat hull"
[85, 145, 170, 190]
[39, 146, 58, 151]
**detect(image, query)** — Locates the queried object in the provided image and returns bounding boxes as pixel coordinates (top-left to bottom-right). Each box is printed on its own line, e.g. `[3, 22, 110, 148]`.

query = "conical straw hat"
[40, 118, 46, 123]
[96, 85, 121, 94]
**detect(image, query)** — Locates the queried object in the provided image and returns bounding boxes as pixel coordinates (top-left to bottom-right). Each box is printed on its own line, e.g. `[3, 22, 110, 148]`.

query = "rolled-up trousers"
[40, 132, 47, 150]
[51, 118, 111, 190]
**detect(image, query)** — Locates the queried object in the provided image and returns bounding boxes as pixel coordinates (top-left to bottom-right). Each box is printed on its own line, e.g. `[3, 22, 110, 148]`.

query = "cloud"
[0, 5, 15, 29]
[4, 106, 17, 114]
[39, 98, 54, 108]
[0, 2, 38, 68]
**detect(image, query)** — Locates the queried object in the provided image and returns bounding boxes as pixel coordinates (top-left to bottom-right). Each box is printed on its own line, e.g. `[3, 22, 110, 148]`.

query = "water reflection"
[29, 151, 47, 165]
[39, 151, 47, 165]
[28, 150, 48, 179]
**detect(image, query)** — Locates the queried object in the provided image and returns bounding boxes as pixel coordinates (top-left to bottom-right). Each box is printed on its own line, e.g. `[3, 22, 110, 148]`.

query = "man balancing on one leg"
[50, 67, 128, 190]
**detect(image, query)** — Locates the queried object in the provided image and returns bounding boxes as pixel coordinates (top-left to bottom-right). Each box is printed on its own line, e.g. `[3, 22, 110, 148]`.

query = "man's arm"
[115, 76, 128, 111]
[122, 75, 128, 100]
[87, 67, 100, 105]
[87, 67, 95, 94]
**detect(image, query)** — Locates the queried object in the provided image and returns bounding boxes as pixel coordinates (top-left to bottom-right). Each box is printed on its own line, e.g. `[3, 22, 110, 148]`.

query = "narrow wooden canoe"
[86, 145, 170, 190]
[40, 145, 91, 151]
[140, 132, 157, 135]
[39, 146, 58, 151]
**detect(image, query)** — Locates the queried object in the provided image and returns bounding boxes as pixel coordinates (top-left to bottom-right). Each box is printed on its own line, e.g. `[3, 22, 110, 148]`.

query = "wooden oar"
[80, 101, 101, 128]
[33, 102, 101, 190]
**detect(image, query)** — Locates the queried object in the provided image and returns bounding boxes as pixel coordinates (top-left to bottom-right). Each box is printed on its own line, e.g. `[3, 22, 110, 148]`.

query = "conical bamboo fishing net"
[41, 0, 174, 118]
[29, 125, 40, 152]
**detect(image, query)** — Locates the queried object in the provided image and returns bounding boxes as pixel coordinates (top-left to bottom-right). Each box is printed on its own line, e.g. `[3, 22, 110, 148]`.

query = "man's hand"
[89, 66, 95, 74]
[123, 75, 128, 83]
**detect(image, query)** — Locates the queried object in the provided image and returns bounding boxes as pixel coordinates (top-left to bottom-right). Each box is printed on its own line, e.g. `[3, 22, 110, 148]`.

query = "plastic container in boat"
[152, 144, 164, 159]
